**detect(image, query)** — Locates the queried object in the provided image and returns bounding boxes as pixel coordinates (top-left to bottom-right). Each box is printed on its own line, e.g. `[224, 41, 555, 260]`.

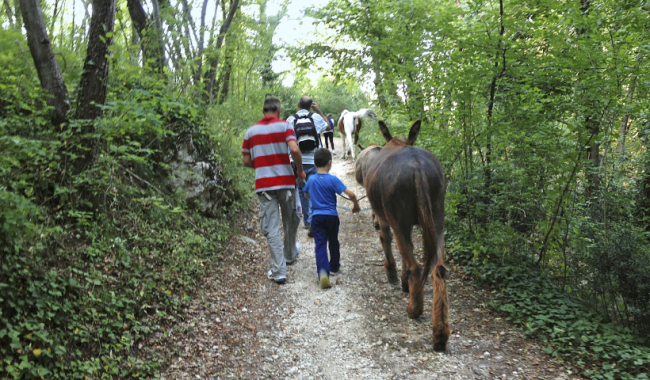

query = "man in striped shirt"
[242, 98, 306, 284]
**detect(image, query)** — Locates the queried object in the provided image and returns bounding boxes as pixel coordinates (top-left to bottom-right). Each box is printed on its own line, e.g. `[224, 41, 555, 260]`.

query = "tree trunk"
[3, 0, 15, 27]
[75, 0, 116, 121]
[150, 0, 166, 70]
[194, 0, 211, 84]
[371, 59, 387, 110]
[243, 56, 255, 102]
[149, 0, 166, 72]
[73, 0, 116, 173]
[439, 87, 454, 131]
[80, 0, 91, 41]
[174, 13, 194, 71]
[70, 0, 75, 49]
[483, 0, 506, 223]
[19, 0, 70, 125]
[13, 0, 21, 28]
[218, 31, 235, 104]
[169, 22, 185, 73]
[180, 0, 198, 44]
[203, 0, 240, 102]
[618, 77, 637, 154]
[406, 70, 425, 119]
[127, 0, 165, 74]
[585, 115, 600, 195]
[49, 0, 59, 36]
[578, 0, 601, 196]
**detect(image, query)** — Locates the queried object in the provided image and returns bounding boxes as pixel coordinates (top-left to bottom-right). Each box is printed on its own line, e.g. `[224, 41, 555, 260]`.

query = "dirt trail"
[160, 137, 577, 380]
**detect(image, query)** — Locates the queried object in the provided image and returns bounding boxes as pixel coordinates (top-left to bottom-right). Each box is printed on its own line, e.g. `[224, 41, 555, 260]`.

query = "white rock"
[240, 237, 258, 247]
[166, 141, 227, 217]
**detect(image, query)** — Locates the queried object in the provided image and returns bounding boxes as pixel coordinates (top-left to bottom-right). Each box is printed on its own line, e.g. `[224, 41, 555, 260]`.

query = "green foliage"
[450, 228, 650, 378]
[0, 7, 265, 377]
[0, 68, 237, 378]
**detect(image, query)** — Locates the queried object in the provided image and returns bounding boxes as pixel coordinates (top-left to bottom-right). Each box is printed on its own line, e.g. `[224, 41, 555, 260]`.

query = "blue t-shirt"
[302, 173, 347, 217]
[324, 118, 335, 134]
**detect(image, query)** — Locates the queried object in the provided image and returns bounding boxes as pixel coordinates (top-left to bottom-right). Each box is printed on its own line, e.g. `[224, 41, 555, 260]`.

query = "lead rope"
[338, 194, 367, 201]
[337, 204, 373, 212]
[336, 192, 372, 211]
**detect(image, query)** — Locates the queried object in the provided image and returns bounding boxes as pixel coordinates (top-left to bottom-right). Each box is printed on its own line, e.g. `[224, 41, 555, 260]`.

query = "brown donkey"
[363, 120, 451, 352]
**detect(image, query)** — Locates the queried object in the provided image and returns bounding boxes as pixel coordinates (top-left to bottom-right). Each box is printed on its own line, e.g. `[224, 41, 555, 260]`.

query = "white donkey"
[337, 108, 376, 161]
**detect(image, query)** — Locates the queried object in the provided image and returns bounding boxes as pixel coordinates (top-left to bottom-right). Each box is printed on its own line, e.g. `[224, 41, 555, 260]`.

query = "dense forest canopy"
[1, 0, 650, 378]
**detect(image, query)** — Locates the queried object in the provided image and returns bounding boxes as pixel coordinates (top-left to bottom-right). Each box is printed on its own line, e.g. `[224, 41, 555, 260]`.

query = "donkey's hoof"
[407, 303, 423, 319]
[386, 271, 399, 285]
[433, 342, 447, 352]
[401, 279, 410, 293]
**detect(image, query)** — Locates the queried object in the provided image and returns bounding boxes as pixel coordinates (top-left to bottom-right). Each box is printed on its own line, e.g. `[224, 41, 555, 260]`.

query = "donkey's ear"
[378, 120, 393, 143]
[357, 144, 365, 150]
[407, 119, 422, 146]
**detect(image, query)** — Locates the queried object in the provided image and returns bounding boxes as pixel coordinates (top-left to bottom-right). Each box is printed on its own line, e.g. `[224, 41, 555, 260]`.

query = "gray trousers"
[257, 188, 301, 277]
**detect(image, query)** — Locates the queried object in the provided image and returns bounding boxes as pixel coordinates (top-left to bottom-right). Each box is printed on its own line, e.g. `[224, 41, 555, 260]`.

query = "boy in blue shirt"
[303, 148, 360, 289]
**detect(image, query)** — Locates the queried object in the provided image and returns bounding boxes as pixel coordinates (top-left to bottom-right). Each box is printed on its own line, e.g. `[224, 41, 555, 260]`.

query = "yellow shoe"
[320, 273, 332, 289]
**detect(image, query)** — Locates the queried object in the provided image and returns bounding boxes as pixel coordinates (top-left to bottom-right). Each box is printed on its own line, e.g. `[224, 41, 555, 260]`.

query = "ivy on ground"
[448, 231, 650, 380]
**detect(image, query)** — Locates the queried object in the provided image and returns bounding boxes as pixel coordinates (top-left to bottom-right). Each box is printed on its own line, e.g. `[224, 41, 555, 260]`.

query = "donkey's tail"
[414, 166, 439, 284]
[415, 162, 450, 352]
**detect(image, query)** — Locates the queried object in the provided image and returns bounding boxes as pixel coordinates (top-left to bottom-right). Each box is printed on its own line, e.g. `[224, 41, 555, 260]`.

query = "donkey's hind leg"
[371, 212, 380, 230]
[378, 218, 398, 285]
[393, 223, 423, 318]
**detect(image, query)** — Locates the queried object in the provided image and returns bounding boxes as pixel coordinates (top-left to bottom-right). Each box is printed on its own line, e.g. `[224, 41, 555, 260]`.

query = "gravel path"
[159, 137, 578, 380]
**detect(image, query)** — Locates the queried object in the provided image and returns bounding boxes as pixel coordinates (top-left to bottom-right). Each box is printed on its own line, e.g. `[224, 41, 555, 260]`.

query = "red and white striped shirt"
[242, 116, 296, 193]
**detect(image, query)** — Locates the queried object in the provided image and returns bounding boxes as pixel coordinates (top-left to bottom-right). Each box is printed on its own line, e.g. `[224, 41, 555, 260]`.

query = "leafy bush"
[0, 58, 244, 378]
[448, 226, 650, 379]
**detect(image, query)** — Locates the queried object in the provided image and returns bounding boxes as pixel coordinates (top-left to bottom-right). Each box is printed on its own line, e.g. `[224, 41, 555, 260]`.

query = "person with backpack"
[286, 96, 331, 238]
